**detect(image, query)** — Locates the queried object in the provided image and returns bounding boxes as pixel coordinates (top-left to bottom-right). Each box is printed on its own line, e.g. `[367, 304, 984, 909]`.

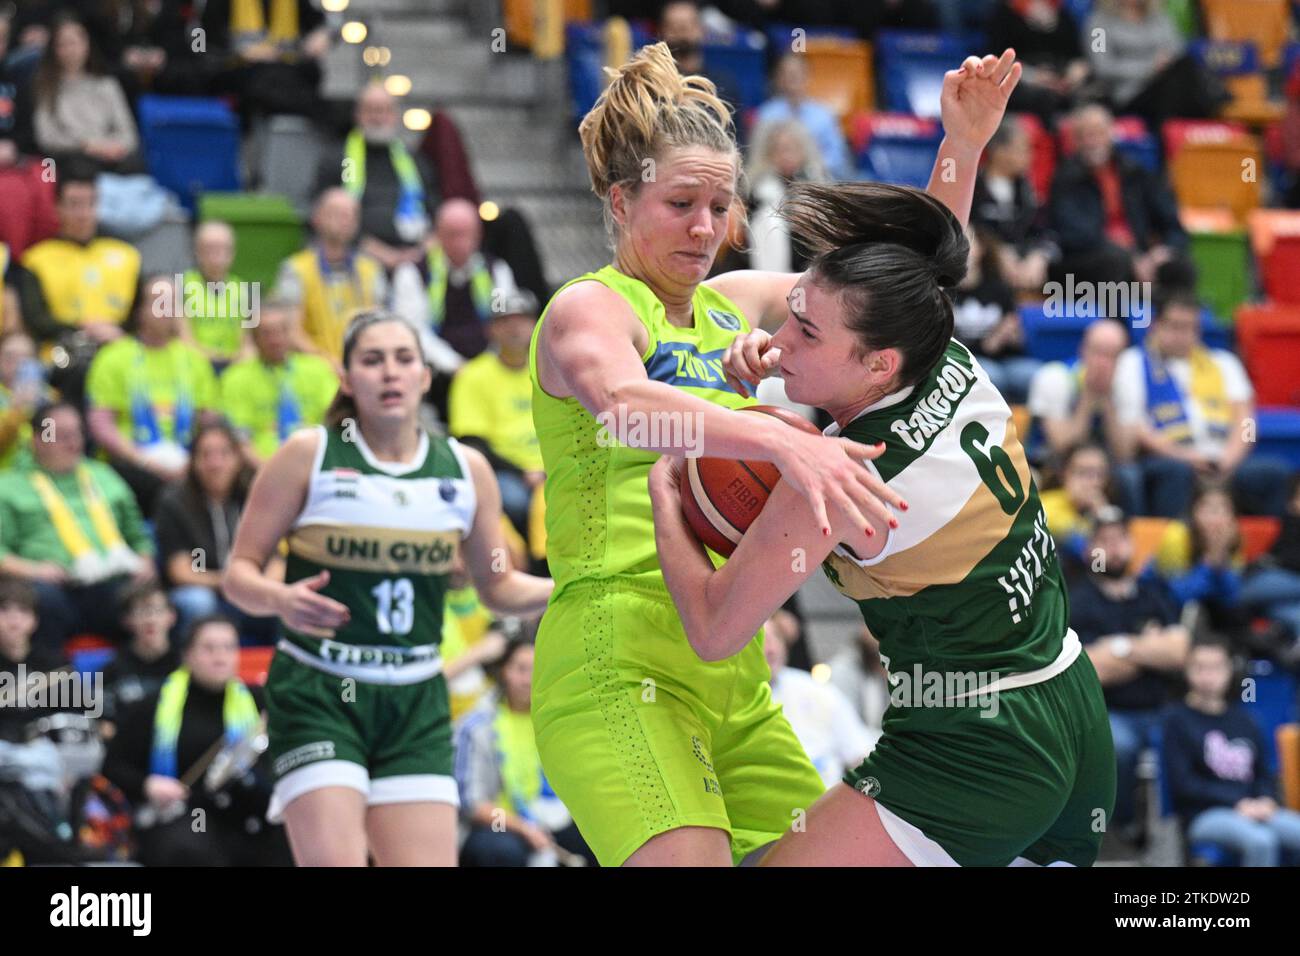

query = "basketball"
[680, 405, 823, 557]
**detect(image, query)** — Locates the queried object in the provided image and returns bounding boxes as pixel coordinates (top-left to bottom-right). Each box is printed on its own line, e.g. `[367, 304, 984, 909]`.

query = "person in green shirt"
[0, 401, 156, 652]
[177, 221, 251, 369]
[219, 298, 339, 467]
[86, 274, 220, 514]
[448, 290, 542, 537]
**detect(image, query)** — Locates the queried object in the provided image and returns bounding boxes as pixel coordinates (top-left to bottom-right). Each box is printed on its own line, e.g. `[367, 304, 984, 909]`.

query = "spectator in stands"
[746, 118, 825, 273]
[0, 401, 154, 652]
[755, 54, 851, 182]
[971, 117, 1055, 291]
[17, 167, 140, 353]
[1071, 505, 1190, 833]
[1041, 441, 1114, 558]
[455, 638, 596, 867]
[951, 225, 1039, 402]
[414, 197, 517, 362]
[86, 275, 221, 514]
[1085, 0, 1224, 133]
[826, 623, 891, 733]
[177, 222, 249, 370]
[1241, 477, 1300, 645]
[31, 13, 140, 174]
[101, 579, 180, 726]
[763, 615, 877, 787]
[1048, 104, 1191, 288]
[202, 0, 330, 122]
[0, 329, 55, 469]
[102, 614, 290, 866]
[1164, 638, 1300, 866]
[659, 1, 707, 76]
[1113, 288, 1292, 518]
[448, 291, 542, 538]
[843, 0, 940, 37]
[0, 574, 69, 742]
[316, 84, 441, 273]
[276, 188, 388, 369]
[987, 1, 1088, 128]
[154, 420, 277, 645]
[1027, 318, 1129, 464]
[0, 11, 34, 166]
[1154, 485, 1243, 610]
[219, 299, 338, 467]
[1, 242, 18, 331]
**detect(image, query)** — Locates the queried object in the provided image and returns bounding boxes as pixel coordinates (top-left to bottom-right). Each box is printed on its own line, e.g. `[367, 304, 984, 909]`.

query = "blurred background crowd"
[1, 0, 1300, 868]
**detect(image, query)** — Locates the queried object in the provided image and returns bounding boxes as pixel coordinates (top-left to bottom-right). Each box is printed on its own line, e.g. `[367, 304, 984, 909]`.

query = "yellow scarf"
[1144, 345, 1232, 446]
[231, 0, 299, 44]
[28, 465, 136, 583]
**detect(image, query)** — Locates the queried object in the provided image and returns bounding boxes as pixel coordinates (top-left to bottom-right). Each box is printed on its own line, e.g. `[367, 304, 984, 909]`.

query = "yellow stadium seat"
[505, 0, 592, 51]
[1221, 74, 1286, 125]
[1169, 135, 1263, 225]
[1127, 517, 1171, 575]
[1201, 0, 1291, 69]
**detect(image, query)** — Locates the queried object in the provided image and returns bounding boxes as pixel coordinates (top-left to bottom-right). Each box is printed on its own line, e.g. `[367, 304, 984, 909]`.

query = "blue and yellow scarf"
[149, 669, 260, 780]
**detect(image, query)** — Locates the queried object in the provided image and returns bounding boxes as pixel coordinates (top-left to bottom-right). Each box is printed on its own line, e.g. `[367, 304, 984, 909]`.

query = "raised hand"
[940, 48, 1023, 151]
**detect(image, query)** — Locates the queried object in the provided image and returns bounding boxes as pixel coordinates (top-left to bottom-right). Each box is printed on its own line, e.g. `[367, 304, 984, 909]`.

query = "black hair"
[0, 574, 38, 613]
[1153, 286, 1202, 322]
[184, 419, 253, 502]
[117, 578, 169, 621]
[779, 182, 969, 388]
[29, 398, 79, 434]
[181, 613, 239, 653]
[55, 158, 98, 201]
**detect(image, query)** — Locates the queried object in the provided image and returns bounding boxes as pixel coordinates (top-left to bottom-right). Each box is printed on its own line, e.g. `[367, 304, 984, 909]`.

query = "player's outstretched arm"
[647, 456, 888, 661]
[460, 444, 553, 617]
[222, 429, 352, 638]
[928, 48, 1023, 228]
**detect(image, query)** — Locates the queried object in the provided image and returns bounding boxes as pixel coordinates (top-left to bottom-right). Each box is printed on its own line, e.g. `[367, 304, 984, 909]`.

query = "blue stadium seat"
[876, 31, 982, 118]
[71, 646, 115, 676]
[1129, 308, 1234, 352]
[565, 21, 654, 123]
[137, 96, 241, 214]
[1023, 301, 1233, 364]
[1062, 0, 1095, 25]
[701, 34, 769, 114]
[1254, 408, 1300, 471]
[855, 113, 942, 189]
[1111, 123, 1160, 174]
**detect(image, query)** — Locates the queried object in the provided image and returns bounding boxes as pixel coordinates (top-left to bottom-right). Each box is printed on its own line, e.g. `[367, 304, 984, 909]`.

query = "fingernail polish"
[889, 519, 899, 529]
[865, 526, 874, 537]
[899, 501, 910, 511]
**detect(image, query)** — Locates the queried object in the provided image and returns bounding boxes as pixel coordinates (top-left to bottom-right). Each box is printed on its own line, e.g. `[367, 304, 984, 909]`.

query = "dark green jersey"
[822, 340, 1071, 679]
[281, 425, 476, 678]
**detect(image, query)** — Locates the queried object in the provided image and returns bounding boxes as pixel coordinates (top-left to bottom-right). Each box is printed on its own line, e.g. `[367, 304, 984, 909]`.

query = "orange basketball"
[680, 405, 822, 557]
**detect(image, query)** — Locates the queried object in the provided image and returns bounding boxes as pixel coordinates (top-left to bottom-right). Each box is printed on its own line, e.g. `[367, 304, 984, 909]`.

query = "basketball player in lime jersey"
[530, 41, 1022, 866]
[647, 180, 1114, 867]
[224, 310, 551, 866]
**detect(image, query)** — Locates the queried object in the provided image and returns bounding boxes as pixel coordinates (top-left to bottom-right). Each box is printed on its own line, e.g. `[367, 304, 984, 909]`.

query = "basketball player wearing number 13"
[224, 311, 552, 866]
[648, 182, 1116, 867]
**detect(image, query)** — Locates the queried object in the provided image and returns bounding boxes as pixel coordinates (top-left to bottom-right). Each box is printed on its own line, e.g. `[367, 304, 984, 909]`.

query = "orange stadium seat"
[238, 646, 275, 687]
[1279, 723, 1300, 810]
[1201, 0, 1292, 70]
[505, 0, 592, 50]
[1238, 516, 1282, 563]
[1128, 517, 1171, 574]
[1166, 130, 1264, 225]
[800, 37, 874, 138]
[1234, 303, 1300, 406]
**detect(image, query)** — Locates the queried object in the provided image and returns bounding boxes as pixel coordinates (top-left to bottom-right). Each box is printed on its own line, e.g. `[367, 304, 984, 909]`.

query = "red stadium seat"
[1238, 516, 1282, 563]
[238, 646, 275, 688]
[1235, 304, 1300, 406]
[1162, 118, 1248, 162]
[1263, 236, 1300, 306]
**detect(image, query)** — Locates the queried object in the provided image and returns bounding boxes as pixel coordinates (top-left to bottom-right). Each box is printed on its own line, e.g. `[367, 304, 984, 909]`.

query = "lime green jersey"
[528, 266, 754, 592]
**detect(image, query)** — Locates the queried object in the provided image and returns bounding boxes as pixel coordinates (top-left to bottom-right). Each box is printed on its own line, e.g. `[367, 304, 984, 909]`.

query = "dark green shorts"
[843, 649, 1116, 867]
[264, 651, 457, 820]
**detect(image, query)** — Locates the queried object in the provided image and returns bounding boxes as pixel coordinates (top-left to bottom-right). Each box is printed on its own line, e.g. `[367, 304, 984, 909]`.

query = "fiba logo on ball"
[707, 308, 741, 331]
[856, 776, 882, 799]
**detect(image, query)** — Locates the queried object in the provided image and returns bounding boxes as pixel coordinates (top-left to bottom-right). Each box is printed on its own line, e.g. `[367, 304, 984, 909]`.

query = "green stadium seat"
[197, 193, 305, 293]
[1188, 228, 1252, 322]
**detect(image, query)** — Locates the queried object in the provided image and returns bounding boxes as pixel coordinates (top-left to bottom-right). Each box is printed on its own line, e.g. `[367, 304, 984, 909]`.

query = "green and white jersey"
[280, 424, 476, 684]
[822, 339, 1073, 681]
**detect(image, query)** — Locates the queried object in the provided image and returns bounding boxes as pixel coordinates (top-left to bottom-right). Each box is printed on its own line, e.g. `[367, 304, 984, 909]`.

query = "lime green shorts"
[532, 576, 826, 866]
[844, 648, 1115, 867]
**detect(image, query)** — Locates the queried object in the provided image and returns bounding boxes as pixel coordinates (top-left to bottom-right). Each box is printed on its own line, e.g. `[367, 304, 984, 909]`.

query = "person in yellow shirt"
[85, 275, 220, 514]
[1041, 442, 1114, 549]
[274, 188, 387, 369]
[17, 170, 140, 347]
[448, 290, 541, 538]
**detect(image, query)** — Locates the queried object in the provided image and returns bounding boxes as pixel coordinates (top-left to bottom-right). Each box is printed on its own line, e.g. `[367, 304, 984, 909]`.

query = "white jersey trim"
[352, 425, 431, 476]
[444, 436, 479, 532]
